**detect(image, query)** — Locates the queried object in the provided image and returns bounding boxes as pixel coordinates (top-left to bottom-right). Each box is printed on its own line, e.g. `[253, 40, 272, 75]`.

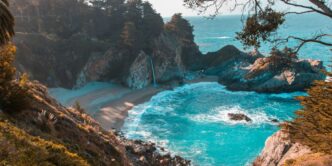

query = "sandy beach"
[49, 76, 219, 130]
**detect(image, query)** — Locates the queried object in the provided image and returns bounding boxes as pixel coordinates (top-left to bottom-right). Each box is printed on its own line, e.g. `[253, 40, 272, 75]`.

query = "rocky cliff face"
[77, 32, 198, 89]
[14, 33, 110, 88]
[203, 45, 326, 93]
[0, 81, 190, 166]
[15, 31, 325, 93]
[254, 130, 332, 166]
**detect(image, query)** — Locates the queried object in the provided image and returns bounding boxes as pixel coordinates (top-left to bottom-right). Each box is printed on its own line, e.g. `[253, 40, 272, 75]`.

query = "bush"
[0, 45, 30, 112]
[0, 118, 89, 166]
[282, 73, 332, 154]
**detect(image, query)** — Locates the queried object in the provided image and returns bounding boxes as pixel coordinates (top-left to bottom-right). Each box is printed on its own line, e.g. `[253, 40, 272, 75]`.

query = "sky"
[147, 0, 199, 17]
[147, 0, 311, 17]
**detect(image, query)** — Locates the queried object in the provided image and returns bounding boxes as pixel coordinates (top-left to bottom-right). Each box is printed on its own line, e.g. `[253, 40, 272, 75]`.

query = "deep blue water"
[122, 14, 330, 166]
[188, 14, 332, 66]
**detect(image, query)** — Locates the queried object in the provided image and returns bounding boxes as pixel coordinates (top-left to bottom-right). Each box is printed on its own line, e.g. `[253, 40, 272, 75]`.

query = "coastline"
[49, 75, 219, 131]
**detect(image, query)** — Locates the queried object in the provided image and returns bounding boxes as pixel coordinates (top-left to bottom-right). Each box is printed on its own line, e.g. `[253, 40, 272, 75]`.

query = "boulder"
[126, 51, 152, 89]
[228, 113, 252, 122]
[254, 130, 332, 166]
[76, 48, 127, 87]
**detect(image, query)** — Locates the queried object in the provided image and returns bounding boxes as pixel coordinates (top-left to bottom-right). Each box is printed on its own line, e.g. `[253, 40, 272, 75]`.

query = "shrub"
[282, 72, 332, 154]
[0, 118, 89, 166]
[0, 45, 30, 112]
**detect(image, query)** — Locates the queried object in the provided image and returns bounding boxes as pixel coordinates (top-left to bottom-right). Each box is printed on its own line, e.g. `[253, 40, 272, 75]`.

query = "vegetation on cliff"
[0, 114, 89, 166]
[0, 44, 31, 112]
[282, 74, 332, 154]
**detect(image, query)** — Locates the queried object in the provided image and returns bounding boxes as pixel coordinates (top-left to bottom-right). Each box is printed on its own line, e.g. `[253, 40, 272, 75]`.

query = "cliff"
[14, 33, 110, 88]
[202, 45, 326, 93]
[77, 31, 201, 89]
[253, 130, 332, 166]
[0, 81, 190, 166]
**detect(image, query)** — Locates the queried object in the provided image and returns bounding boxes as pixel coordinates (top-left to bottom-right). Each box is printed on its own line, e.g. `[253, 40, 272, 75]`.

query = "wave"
[216, 36, 232, 39]
[189, 106, 277, 125]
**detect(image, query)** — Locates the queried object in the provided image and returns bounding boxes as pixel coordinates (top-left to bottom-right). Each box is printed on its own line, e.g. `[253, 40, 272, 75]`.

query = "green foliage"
[0, 45, 30, 112]
[120, 21, 140, 50]
[12, 0, 164, 52]
[73, 101, 84, 114]
[0, 118, 89, 166]
[141, 2, 164, 53]
[282, 74, 332, 154]
[165, 13, 195, 44]
[236, 8, 285, 48]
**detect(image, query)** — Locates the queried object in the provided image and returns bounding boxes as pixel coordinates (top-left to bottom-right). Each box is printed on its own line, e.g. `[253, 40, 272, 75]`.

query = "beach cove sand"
[49, 76, 219, 130]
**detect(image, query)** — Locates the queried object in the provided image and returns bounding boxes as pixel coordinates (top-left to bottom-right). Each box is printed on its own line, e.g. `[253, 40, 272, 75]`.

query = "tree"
[282, 76, 332, 154]
[120, 21, 140, 51]
[165, 13, 195, 45]
[141, 2, 164, 53]
[125, 0, 143, 26]
[0, 45, 30, 111]
[0, 1, 30, 111]
[183, 0, 332, 52]
[0, 0, 15, 45]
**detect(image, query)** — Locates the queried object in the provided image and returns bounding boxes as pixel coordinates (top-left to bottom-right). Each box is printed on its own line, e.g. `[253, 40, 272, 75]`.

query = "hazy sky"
[147, 0, 198, 17]
[147, 0, 311, 17]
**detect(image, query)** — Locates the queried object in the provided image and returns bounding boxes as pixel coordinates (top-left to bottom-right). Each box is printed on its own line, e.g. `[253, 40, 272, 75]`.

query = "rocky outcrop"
[126, 52, 152, 89]
[254, 131, 311, 166]
[77, 32, 197, 89]
[203, 45, 326, 93]
[228, 113, 252, 122]
[254, 130, 332, 166]
[14, 33, 110, 88]
[1, 81, 190, 166]
[76, 47, 128, 87]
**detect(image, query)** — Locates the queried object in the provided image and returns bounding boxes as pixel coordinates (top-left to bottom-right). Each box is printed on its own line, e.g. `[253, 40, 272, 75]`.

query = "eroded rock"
[228, 113, 252, 122]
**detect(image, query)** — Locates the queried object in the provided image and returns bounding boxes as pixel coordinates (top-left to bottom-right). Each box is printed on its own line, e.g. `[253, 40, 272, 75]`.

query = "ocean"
[121, 14, 332, 166]
[187, 14, 332, 67]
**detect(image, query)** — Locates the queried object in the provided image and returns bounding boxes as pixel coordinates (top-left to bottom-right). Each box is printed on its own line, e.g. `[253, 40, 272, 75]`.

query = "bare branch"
[287, 34, 332, 54]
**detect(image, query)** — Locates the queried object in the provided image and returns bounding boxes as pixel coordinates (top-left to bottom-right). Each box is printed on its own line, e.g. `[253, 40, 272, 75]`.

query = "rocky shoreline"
[253, 130, 332, 166]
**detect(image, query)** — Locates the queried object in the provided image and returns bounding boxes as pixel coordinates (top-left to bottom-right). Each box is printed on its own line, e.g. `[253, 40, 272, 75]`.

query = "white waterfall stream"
[149, 56, 157, 87]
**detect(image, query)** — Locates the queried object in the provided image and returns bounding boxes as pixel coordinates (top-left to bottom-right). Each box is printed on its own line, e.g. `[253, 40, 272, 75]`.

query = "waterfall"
[149, 56, 157, 87]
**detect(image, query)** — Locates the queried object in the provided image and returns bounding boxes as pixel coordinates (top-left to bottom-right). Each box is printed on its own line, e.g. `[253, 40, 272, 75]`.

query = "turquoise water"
[122, 83, 303, 165]
[122, 14, 331, 165]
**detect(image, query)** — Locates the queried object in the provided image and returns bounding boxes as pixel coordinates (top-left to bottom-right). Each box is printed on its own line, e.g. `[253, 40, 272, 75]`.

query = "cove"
[122, 82, 304, 166]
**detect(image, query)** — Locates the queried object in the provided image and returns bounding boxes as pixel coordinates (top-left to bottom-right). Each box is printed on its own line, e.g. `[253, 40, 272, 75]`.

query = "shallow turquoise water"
[122, 83, 304, 166]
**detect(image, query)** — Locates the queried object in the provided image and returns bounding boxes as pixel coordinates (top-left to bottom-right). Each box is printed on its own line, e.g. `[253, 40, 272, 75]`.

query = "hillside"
[0, 81, 190, 165]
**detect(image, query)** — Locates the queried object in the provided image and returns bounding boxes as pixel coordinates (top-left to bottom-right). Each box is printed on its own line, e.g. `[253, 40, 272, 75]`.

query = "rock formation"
[203, 45, 326, 93]
[77, 31, 198, 89]
[228, 113, 252, 122]
[253, 130, 332, 166]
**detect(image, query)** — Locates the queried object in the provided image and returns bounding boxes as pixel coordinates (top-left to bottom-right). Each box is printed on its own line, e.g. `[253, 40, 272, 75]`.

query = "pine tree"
[141, 2, 164, 54]
[165, 13, 194, 44]
[282, 73, 332, 154]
